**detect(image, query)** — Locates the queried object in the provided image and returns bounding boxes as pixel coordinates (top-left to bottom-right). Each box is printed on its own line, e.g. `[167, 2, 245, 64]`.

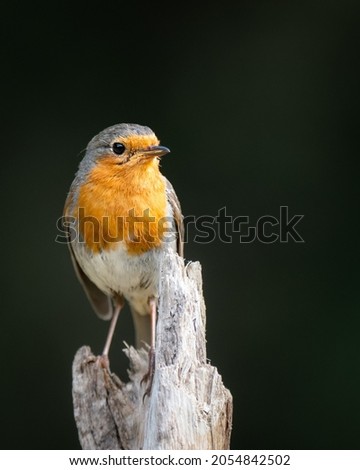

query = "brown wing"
[63, 195, 114, 321]
[165, 178, 184, 257]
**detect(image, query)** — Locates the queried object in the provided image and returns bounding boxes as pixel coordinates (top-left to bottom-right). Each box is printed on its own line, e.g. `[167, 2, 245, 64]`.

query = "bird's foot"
[97, 354, 110, 370]
[141, 346, 155, 400]
[83, 353, 110, 372]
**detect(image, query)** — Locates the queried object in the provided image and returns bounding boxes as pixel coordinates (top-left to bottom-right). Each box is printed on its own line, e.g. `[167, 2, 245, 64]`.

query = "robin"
[64, 123, 184, 391]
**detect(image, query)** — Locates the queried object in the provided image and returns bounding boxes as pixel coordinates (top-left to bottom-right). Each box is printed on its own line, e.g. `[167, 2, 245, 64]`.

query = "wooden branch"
[72, 251, 233, 450]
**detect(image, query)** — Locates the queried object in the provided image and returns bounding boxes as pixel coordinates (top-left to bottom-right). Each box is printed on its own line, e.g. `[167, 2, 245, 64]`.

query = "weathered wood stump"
[72, 251, 233, 449]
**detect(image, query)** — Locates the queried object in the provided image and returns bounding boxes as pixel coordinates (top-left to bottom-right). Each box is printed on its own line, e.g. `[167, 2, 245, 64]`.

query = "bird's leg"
[141, 296, 157, 398]
[99, 300, 123, 369]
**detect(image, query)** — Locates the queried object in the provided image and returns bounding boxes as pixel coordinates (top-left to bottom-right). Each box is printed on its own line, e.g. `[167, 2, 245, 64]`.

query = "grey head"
[73, 123, 157, 186]
[87, 123, 156, 155]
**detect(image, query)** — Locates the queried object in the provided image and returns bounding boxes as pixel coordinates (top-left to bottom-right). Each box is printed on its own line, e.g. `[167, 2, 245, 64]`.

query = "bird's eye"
[112, 142, 126, 155]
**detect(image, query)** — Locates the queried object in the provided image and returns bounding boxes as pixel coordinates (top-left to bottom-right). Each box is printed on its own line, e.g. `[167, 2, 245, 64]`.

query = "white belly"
[73, 242, 166, 315]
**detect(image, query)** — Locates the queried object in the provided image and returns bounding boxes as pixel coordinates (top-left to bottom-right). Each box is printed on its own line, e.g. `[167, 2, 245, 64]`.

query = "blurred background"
[1, 0, 359, 449]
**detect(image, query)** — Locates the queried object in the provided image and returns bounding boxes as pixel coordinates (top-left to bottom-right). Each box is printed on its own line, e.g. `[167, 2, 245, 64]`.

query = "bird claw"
[97, 354, 110, 370]
[141, 347, 155, 401]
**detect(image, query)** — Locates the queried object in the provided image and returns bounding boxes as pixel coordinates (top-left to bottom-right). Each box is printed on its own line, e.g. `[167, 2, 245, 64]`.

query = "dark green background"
[1, 1, 359, 449]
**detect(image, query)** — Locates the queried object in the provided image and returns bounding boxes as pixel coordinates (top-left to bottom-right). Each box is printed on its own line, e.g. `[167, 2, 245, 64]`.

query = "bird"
[63, 123, 184, 392]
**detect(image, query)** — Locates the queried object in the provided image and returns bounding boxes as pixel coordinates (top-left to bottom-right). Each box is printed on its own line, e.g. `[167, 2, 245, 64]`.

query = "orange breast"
[75, 157, 168, 255]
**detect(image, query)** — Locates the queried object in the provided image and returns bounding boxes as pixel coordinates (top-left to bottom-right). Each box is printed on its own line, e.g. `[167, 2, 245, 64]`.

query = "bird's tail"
[130, 308, 151, 349]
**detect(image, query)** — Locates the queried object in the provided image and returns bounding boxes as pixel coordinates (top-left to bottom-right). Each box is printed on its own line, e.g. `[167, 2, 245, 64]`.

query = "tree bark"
[72, 251, 233, 450]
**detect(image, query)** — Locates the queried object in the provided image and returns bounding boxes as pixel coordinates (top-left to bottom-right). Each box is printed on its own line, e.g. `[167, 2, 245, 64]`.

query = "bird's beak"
[139, 145, 170, 159]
